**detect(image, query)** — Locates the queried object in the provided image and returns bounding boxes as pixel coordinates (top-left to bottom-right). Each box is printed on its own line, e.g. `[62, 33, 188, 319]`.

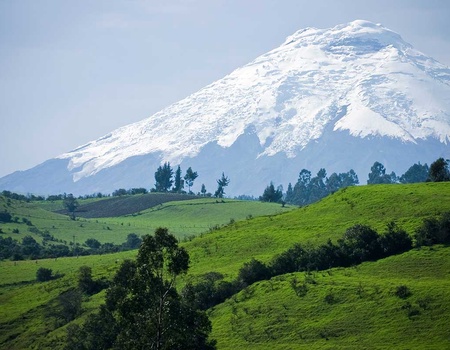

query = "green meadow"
[210, 245, 450, 349]
[183, 182, 450, 278]
[0, 195, 291, 245]
[0, 182, 450, 349]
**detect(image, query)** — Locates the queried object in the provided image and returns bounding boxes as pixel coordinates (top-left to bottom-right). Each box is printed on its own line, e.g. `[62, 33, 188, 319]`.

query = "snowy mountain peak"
[1, 20, 449, 196]
[57, 20, 450, 182]
[284, 20, 408, 52]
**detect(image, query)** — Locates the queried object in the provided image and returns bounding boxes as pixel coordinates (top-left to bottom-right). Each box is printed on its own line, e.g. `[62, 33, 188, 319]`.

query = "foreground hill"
[0, 182, 449, 349]
[184, 182, 450, 278]
[210, 245, 450, 349]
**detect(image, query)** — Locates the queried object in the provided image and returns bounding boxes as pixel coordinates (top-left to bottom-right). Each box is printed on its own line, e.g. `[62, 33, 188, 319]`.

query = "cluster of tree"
[0, 233, 143, 261]
[182, 213, 450, 311]
[111, 187, 148, 196]
[281, 168, 359, 206]
[1, 190, 45, 202]
[259, 182, 283, 203]
[1, 190, 109, 203]
[65, 228, 216, 350]
[414, 212, 450, 246]
[154, 163, 200, 194]
[260, 157, 449, 207]
[367, 158, 449, 184]
[428, 157, 450, 182]
[153, 162, 230, 198]
[367, 161, 425, 184]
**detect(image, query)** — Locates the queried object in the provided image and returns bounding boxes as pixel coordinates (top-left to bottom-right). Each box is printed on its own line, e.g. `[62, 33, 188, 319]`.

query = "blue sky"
[1, 0, 449, 178]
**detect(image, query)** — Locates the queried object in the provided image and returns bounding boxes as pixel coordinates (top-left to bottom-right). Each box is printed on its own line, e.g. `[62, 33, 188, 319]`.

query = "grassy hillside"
[184, 182, 450, 279]
[0, 195, 291, 245]
[0, 182, 449, 349]
[101, 198, 292, 238]
[52, 193, 202, 218]
[210, 245, 450, 349]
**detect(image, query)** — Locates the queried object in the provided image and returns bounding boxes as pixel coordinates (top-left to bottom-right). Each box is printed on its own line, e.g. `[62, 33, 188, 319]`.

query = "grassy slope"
[102, 198, 292, 238]
[0, 249, 137, 349]
[52, 193, 204, 218]
[1, 183, 450, 349]
[0, 196, 291, 244]
[210, 246, 450, 349]
[184, 182, 450, 279]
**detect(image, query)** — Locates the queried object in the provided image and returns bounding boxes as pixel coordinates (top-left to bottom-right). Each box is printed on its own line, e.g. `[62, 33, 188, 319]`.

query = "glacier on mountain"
[1, 20, 449, 196]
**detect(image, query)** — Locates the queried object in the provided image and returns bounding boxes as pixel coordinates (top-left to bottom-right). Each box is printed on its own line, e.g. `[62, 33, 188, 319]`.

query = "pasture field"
[0, 182, 450, 349]
[210, 245, 450, 349]
[102, 198, 292, 238]
[0, 195, 291, 245]
[51, 193, 203, 218]
[183, 182, 450, 279]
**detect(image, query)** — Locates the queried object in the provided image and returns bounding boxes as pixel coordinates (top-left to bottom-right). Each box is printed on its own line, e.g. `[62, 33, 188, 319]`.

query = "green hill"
[52, 193, 202, 218]
[184, 182, 450, 278]
[0, 195, 291, 246]
[0, 182, 450, 349]
[210, 245, 450, 349]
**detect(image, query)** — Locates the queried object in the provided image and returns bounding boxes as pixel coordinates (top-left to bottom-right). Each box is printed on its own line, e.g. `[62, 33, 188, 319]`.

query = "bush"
[85, 238, 101, 249]
[380, 222, 412, 255]
[0, 211, 12, 223]
[415, 212, 450, 246]
[395, 285, 412, 299]
[238, 258, 271, 286]
[36, 267, 53, 282]
[337, 224, 383, 265]
[182, 272, 240, 310]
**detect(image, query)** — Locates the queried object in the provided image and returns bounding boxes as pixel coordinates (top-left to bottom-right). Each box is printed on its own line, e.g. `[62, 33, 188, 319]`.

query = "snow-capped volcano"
[1, 20, 450, 196]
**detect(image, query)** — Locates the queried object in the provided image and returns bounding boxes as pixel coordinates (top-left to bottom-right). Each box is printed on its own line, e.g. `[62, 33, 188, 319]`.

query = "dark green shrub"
[415, 212, 450, 246]
[0, 211, 12, 223]
[36, 267, 53, 282]
[380, 222, 412, 255]
[85, 238, 101, 249]
[395, 285, 412, 299]
[238, 258, 271, 286]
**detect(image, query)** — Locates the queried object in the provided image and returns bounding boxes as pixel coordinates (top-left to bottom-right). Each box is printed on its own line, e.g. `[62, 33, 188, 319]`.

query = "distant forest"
[261, 157, 449, 206]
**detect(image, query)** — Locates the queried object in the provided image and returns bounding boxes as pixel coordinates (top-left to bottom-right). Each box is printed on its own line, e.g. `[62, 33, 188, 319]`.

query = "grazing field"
[210, 245, 450, 349]
[183, 182, 450, 279]
[0, 182, 450, 349]
[52, 193, 202, 218]
[0, 195, 291, 245]
[102, 198, 292, 238]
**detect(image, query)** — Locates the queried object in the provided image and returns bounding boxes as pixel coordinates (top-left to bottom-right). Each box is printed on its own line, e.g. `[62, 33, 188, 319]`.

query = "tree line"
[260, 157, 450, 205]
[181, 212, 450, 312]
[366, 157, 449, 184]
[0, 233, 143, 261]
[260, 168, 359, 205]
[153, 162, 230, 198]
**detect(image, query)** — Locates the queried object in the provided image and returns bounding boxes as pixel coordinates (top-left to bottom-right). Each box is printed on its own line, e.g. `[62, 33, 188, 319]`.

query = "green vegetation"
[66, 228, 216, 350]
[209, 245, 450, 349]
[0, 195, 290, 249]
[53, 193, 202, 218]
[0, 182, 449, 349]
[183, 183, 450, 279]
